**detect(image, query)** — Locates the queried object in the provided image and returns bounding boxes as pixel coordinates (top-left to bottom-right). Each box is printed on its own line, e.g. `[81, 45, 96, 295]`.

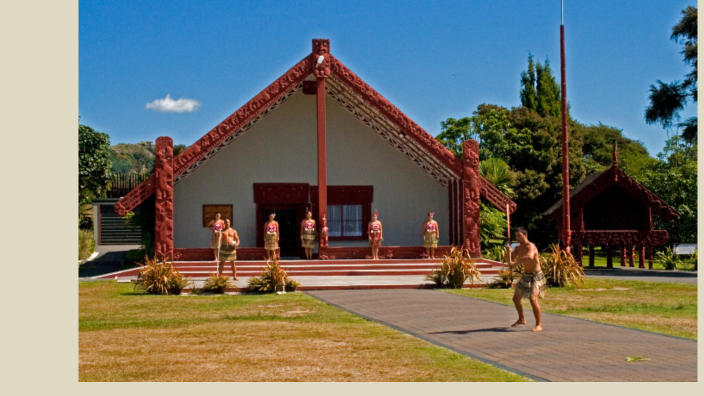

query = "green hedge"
[79, 229, 95, 260]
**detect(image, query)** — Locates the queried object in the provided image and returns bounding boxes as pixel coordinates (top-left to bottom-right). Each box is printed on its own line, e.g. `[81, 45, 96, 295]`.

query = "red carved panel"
[479, 177, 517, 214]
[253, 183, 310, 205]
[571, 230, 669, 247]
[312, 39, 331, 79]
[462, 140, 481, 258]
[154, 137, 174, 259]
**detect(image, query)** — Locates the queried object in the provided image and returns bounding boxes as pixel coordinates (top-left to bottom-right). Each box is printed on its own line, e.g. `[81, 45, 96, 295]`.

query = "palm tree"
[479, 157, 515, 198]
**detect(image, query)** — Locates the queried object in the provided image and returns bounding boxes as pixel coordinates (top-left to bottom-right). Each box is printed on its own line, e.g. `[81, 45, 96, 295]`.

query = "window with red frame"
[327, 205, 363, 237]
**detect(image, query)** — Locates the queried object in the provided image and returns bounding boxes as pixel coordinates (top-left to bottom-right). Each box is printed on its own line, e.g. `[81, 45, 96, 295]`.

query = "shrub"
[246, 258, 299, 293]
[655, 247, 682, 270]
[541, 244, 585, 287]
[691, 249, 698, 271]
[426, 246, 482, 289]
[79, 229, 95, 260]
[203, 273, 233, 294]
[135, 256, 190, 295]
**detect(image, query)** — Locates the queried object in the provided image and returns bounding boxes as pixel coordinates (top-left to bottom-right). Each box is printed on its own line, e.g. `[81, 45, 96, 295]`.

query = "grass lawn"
[447, 278, 697, 340]
[79, 281, 528, 382]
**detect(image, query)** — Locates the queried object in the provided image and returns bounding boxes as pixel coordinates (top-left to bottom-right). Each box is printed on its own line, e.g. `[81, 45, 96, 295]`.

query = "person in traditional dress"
[264, 213, 279, 260]
[206, 212, 225, 262]
[505, 227, 546, 332]
[368, 211, 383, 260]
[218, 219, 240, 280]
[300, 210, 317, 260]
[319, 214, 329, 248]
[422, 212, 439, 259]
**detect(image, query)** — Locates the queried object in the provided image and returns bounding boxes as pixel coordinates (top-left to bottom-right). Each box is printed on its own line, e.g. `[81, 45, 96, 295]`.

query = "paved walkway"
[584, 267, 697, 284]
[307, 289, 697, 382]
[79, 244, 140, 278]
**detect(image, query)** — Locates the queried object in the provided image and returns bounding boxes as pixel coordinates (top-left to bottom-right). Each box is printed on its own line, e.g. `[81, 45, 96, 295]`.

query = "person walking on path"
[506, 227, 546, 332]
[217, 219, 240, 279]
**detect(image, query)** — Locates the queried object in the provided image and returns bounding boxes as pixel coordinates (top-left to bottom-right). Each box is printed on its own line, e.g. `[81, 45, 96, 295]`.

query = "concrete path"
[584, 267, 697, 284]
[79, 244, 140, 279]
[307, 289, 697, 382]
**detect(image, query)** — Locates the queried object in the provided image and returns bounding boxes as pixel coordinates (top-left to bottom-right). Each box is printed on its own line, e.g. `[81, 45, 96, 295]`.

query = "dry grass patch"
[447, 278, 697, 340]
[80, 282, 527, 382]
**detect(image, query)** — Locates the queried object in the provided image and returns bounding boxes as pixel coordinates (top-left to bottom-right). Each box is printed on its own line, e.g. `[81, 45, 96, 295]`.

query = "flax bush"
[203, 273, 233, 294]
[655, 247, 682, 270]
[426, 246, 482, 289]
[135, 256, 191, 295]
[541, 244, 585, 287]
[246, 258, 300, 293]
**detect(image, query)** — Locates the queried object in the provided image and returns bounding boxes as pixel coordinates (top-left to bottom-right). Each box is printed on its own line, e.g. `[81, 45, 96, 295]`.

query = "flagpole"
[560, 0, 572, 254]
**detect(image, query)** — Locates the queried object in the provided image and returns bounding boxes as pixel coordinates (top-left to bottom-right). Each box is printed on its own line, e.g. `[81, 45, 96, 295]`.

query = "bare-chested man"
[506, 227, 547, 332]
[218, 219, 240, 280]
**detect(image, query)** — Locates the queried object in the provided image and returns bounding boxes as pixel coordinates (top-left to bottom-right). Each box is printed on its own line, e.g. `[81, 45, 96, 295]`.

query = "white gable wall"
[173, 90, 449, 248]
[326, 95, 449, 247]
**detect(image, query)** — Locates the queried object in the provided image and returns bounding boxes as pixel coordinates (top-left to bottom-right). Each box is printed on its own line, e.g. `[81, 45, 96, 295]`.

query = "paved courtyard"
[308, 289, 697, 382]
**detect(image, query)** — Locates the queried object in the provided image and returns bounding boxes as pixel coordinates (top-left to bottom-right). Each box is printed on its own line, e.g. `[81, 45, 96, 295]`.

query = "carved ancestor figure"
[300, 210, 317, 260]
[422, 212, 440, 259]
[368, 211, 383, 260]
[218, 219, 240, 280]
[263, 213, 279, 260]
[319, 214, 329, 248]
[206, 212, 225, 262]
[462, 140, 481, 257]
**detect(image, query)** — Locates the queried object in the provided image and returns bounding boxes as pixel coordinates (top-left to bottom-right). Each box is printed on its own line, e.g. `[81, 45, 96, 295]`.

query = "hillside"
[109, 142, 188, 174]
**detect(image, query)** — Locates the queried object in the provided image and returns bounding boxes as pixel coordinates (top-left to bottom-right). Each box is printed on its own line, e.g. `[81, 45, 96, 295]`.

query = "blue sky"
[79, 0, 696, 156]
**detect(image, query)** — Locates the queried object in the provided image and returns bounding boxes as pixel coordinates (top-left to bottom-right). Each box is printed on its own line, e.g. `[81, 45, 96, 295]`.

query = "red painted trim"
[317, 77, 327, 228]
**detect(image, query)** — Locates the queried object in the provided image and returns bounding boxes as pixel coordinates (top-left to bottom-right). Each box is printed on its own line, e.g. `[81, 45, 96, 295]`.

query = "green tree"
[645, 6, 697, 143]
[79, 123, 113, 206]
[520, 56, 561, 118]
[639, 136, 697, 244]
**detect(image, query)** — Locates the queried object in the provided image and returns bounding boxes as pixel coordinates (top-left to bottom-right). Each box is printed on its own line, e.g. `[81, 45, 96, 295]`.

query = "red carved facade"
[154, 137, 174, 259]
[462, 140, 481, 258]
[114, 39, 520, 259]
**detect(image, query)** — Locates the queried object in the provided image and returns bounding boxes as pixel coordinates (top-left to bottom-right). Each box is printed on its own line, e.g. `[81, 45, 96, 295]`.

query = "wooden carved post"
[638, 244, 646, 269]
[648, 245, 654, 269]
[462, 140, 481, 258]
[620, 245, 627, 267]
[588, 245, 595, 267]
[154, 136, 174, 260]
[313, 39, 330, 229]
[628, 245, 636, 267]
[606, 244, 613, 269]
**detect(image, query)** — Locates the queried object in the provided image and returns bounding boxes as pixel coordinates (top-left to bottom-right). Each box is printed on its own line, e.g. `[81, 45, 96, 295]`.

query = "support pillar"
[574, 244, 583, 266]
[588, 245, 595, 268]
[629, 245, 635, 267]
[648, 245, 654, 269]
[620, 245, 627, 267]
[154, 136, 174, 260]
[461, 140, 481, 258]
[606, 245, 613, 269]
[313, 39, 330, 227]
[448, 181, 455, 246]
[638, 245, 646, 269]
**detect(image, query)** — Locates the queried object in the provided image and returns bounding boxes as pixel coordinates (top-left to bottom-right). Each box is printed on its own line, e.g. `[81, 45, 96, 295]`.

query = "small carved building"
[114, 39, 516, 260]
[544, 143, 678, 268]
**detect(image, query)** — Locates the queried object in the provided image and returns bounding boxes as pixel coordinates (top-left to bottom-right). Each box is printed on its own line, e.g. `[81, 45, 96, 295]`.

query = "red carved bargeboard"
[462, 140, 481, 258]
[480, 178, 517, 215]
[154, 137, 174, 259]
[571, 230, 669, 247]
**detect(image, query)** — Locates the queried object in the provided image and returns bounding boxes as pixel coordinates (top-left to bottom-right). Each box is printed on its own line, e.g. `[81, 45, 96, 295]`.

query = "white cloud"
[146, 94, 201, 113]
